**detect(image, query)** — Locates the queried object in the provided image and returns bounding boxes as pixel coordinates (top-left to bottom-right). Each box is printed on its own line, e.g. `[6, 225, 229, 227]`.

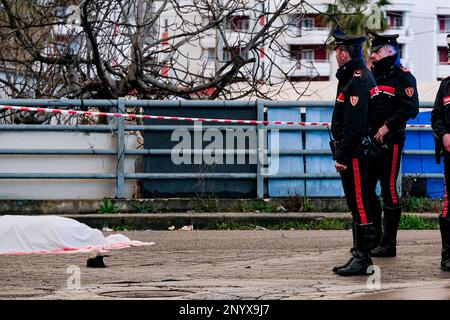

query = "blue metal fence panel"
[404, 111, 444, 198]
[305, 107, 344, 197]
[268, 107, 305, 196]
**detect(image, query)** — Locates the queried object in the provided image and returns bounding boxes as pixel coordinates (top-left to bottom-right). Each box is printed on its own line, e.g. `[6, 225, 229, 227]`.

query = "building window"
[55, 6, 67, 19]
[225, 16, 250, 31]
[438, 15, 450, 32]
[300, 17, 315, 30]
[288, 14, 326, 31]
[205, 48, 215, 61]
[223, 47, 248, 61]
[288, 15, 300, 29]
[386, 11, 403, 28]
[438, 47, 448, 64]
[289, 45, 327, 61]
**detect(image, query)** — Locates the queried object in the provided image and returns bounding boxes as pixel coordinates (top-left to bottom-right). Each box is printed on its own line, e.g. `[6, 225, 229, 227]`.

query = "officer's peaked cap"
[368, 32, 399, 53]
[332, 26, 367, 49]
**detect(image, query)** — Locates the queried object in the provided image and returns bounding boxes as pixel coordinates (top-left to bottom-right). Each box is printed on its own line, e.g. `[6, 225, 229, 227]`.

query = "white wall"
[0, 132, 140, 200]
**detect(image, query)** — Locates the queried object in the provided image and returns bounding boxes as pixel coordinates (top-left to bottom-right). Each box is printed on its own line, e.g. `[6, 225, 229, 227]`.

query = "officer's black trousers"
[340, 155, 372, 224]
[367, 142, 404, 218]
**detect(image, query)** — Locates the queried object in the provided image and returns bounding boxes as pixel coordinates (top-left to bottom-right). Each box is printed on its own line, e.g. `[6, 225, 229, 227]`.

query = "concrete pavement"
[0, 230, 449, 300]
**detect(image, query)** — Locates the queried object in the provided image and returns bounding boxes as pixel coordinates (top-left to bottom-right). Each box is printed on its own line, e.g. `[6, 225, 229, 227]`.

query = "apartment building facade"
[159, 0, 450, 82]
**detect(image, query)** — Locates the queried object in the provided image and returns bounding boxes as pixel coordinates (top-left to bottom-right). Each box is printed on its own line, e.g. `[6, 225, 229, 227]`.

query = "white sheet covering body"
[0, 215, 153, 254]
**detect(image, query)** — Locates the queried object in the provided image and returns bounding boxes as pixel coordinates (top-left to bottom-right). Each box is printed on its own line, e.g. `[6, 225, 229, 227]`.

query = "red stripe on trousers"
[390, 144, 399, 205]
[444, 179, 448, 218]
[352, 158, 368, 224]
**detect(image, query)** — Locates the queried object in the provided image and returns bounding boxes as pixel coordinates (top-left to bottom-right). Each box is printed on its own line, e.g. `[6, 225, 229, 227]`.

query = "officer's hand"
[374, 124, 390, 143]
[443, 134, 450, 153]
[335, 162, 347, 172]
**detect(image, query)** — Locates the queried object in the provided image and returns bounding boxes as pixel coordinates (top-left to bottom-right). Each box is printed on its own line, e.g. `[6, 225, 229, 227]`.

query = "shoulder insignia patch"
[353, 69, 362, 78]
[405, 87, 414, 97]
[350, 96, 359, 106]
[443, 96, 450, 106]
[400, 66, 410, 73]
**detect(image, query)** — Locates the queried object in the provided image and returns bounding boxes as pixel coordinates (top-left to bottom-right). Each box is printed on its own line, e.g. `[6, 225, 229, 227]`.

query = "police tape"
[0, 105, 432, 128]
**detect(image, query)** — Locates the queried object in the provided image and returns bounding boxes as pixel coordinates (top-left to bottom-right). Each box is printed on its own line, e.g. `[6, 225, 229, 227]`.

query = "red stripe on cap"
[443, 96, 450, 106]
[352, 158, 368, 224]
[378, 85, 396, 95]
[390, 144, 399, 205]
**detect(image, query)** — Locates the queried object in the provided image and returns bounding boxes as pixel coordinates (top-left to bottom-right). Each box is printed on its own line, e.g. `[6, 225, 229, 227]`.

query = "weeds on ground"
[98, 198, 119, 214]
[399, 215, 438, 230]
[132, 201, 155, 213]
[232, 200, 277, 213]
[215, 218, 351, 230]
[194, 196, 218, 213]
[402, 196, 435, 213]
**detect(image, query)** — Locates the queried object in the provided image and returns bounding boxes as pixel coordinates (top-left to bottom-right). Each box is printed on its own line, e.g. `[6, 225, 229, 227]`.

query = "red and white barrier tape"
[0, 105, 432, 128]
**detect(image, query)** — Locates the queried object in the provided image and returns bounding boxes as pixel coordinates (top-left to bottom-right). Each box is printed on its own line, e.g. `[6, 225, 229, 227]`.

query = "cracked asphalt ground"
[0, 230, 449, 300]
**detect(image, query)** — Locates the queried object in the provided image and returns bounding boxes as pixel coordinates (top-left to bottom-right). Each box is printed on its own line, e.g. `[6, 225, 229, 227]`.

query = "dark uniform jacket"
[332, 58, 379, 165]
[431, 77, 450, 142]
[370, 54, 419, 141]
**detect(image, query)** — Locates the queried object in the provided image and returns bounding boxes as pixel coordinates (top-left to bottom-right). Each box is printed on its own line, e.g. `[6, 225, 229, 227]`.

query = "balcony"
[436, 64, 450, 80]
[284, 28, 329, 45]
[200, 31, 252, 49]
[282, 58, 331, 78]
[382, 27, 413, 44]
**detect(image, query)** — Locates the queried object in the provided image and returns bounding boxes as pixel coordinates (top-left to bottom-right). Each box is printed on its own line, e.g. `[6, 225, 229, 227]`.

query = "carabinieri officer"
[330, 27, 379, 276]
[367, 32, 419, 258]
[430, 34, 450, 272]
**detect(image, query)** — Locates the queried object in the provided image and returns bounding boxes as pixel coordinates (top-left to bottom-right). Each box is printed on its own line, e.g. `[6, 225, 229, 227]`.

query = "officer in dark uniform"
[330, 27, 379, 276]
[367, 32, 419, 257]
[430, 34, 450, 272]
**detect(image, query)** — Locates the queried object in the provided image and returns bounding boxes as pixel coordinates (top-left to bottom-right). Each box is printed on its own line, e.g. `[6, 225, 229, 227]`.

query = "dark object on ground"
[87, 253, 109, 268]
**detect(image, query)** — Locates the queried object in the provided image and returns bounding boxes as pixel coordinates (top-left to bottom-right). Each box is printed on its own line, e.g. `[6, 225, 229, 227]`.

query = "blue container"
[267, 108, 305, 196]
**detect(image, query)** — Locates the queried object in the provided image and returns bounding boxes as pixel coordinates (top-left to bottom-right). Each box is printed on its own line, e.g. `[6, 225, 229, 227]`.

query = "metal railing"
[0, 98, 439, 199]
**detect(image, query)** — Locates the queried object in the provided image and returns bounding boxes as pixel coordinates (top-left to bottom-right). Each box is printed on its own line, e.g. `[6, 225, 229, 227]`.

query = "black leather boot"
[334, 223, 357, 273]
[371, 206, 401, 257]
[335, 223, 374, 276]
[349, 222, 357, 254]
[371, 198, 383, 248]
[439, 215, 450, 272]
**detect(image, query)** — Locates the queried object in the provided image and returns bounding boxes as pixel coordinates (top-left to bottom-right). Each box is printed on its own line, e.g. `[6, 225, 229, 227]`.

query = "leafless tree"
[0, 0, 328, 123]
